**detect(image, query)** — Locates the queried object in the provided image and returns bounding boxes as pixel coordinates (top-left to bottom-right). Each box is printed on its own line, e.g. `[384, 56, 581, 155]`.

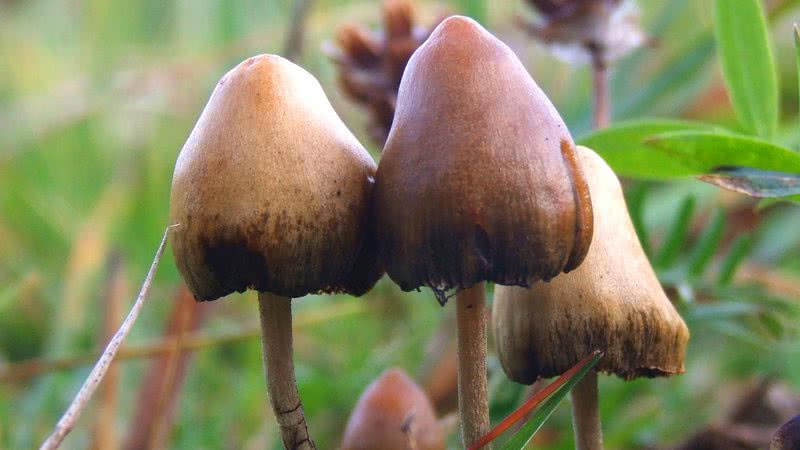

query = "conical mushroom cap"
[493, 146, 689, 382]
[373, 16, 593, 292]
[341, 368, 445, 450]
[170, 55, 381, 301]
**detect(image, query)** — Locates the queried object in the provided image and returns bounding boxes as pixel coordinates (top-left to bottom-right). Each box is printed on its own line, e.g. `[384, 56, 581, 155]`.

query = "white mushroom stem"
[571, 370, 604, 450]
[258, 293, 315, 450]
[456, 283, 492, 449]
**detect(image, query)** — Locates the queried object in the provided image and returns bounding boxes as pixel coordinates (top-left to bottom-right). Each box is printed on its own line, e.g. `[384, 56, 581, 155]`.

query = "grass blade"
[654, 196, 696, 269]
[795, 24, 800, 125]
[39, 226, 174, 450]
[717, 234, 752, 285]
[498, 352, 603, 450]
[713, 0, 778, 139]
[688, 208, 726, 278]
[467, 351, 603, 450]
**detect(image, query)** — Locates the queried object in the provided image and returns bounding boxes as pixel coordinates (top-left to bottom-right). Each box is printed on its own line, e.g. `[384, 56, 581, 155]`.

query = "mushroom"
[170, 54, 381, 449]
[373, 16, 594, 447]
[492, 146, 689, 450]
[341, 368, 445, 450]
[771, 415, 800, 450]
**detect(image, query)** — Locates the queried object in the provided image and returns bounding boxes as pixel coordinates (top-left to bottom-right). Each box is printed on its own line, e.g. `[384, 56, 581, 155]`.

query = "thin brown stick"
[258, 292, 315, 449]
[590, 51, 610, 130]
[283, 0, 316, 61]
[456, 283, 491, 449]
[39, 226, 174, 450]
[1, 300, 365, 383]
[123, 285, 205, 450]
[571, 370, 603, 450]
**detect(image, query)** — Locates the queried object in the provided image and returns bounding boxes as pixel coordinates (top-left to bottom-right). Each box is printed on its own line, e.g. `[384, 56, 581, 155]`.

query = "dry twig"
[39, 227, 174, 450]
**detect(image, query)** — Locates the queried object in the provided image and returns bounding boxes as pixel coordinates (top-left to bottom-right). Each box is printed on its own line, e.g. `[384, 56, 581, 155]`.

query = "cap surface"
[170, 55, 381, 301]
[341, 368, 445, 450]
[373, 16, 593, 292]
[771, 415, 800, 450]
[493, 146, 689, 382]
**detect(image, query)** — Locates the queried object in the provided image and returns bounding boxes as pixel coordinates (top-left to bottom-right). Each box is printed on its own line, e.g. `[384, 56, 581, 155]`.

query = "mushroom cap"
[373, 16, 593, 292]
[170, 55, 381, 301]
[493, 146, 689, 382]
[771, 415, 800, 450]
[341, 368, 445, 450]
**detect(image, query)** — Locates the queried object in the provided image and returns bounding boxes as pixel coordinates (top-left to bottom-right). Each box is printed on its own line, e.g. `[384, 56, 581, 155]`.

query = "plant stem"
[571, 370, 603, 450]
[40, 227, 173, 450]
[591, 51, 610, 130]
[258, 292, 315, 450]
[456, 283, 491, 449]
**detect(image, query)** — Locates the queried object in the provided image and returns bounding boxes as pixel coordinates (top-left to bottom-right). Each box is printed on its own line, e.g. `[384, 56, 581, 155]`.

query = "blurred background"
[1, 0, 800, 449]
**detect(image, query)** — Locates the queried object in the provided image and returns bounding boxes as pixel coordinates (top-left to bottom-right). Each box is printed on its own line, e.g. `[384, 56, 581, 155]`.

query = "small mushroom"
[373, 16, 594, 447]
[771, 415, 800, 450]
[341, 368, 445, 450]
[170, 54, 381, 449]
[493, 146, 689, 450]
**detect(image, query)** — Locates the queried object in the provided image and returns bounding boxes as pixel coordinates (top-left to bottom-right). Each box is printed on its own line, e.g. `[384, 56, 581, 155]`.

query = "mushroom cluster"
[167, 9, 689, 450]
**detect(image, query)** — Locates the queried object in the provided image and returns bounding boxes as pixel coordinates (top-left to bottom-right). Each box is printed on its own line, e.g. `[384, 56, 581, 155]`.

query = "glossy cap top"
[373, 16, 593, 292]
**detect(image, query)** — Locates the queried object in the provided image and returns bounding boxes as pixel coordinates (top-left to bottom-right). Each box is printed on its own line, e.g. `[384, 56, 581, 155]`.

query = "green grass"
[1, 1, 799, 449]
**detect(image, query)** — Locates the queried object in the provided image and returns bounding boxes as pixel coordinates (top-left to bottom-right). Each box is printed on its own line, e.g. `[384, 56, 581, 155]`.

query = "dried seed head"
[327, 0, 440, 145]
[493, 146, 689, 382]
[341, 368, 445, 450]
[521, 0, 647, 65]
[373, 16, 594, 293]
[170, 55, 381, 301]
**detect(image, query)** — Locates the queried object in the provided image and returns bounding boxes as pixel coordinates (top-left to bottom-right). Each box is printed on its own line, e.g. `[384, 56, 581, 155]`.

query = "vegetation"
[1, 0, 799, 449]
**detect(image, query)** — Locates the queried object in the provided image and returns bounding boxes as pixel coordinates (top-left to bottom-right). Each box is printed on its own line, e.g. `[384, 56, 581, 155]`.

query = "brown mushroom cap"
[373, 15, 593, 292]
[341, 368, 445, 450]
[771, 415, 800, 450]
[170, 55, 381, 301]
[493, 146, 689, 382]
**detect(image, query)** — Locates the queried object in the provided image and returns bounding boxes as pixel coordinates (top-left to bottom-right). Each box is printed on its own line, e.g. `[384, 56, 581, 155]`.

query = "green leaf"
[577, 119, 715, 179]
[717, 234, 752, 285]
[688, 208, 726, 278]
[795, 24, 800, 122]
[646, 131, 800, 174]
[500, 352, 603, 450]
[713, 0, 779, 139]
[654, 196, 695, 269]
[698, 167, 800, 200]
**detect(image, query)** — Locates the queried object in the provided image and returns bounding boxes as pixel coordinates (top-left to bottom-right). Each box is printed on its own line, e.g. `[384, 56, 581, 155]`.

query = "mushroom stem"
[258, 292, 316, 450]
[570, 370, 603, 450]
[590, 51, 610, 130]
[456, 283, 492, 449]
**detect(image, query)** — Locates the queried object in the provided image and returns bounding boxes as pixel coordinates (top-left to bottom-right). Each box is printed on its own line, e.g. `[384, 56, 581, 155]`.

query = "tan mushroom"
[493, 146, 689, 450]
[373, 15, 594, 447]
[170, 54, 381, 449]
[341, 368, 445, 450]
